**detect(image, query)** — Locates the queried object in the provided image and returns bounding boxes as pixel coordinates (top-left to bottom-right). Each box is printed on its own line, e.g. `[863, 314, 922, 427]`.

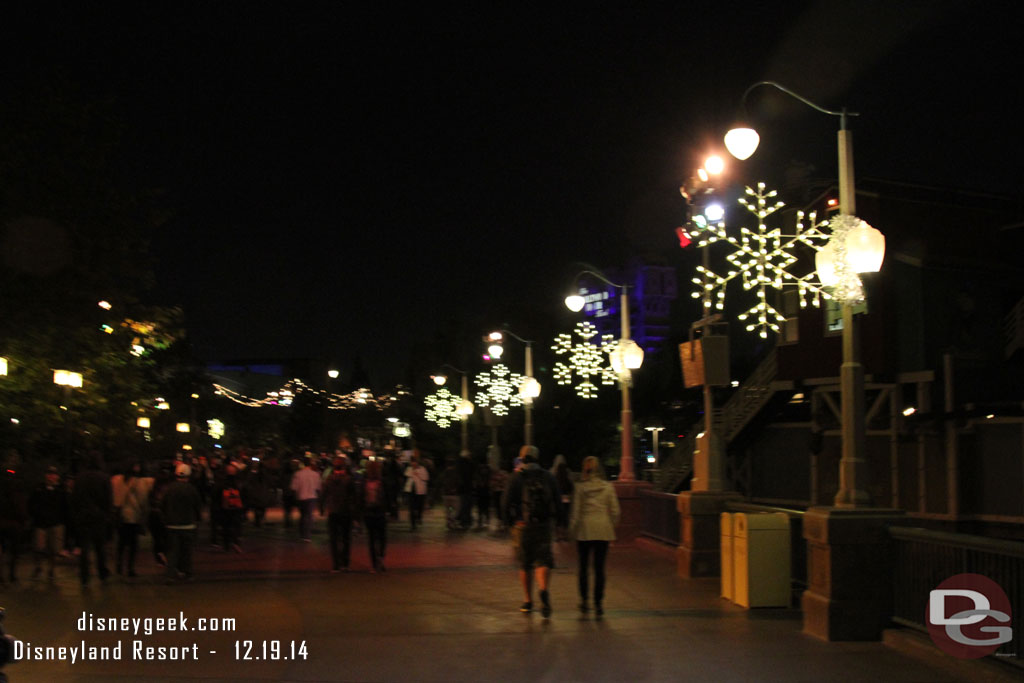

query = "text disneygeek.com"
[12, 611, 309, 663]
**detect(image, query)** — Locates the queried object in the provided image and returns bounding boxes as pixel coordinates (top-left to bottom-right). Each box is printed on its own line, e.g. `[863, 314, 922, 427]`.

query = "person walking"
[455, 451, 475, 530]
[321, 457, 358, 571]
[29, 465, 68, 579]
[213, 464, 245, 552]
[161, 463, 202, 584]
[404, 456, 429, 531]
[116, 462, 152, 577]
[569, 456, 620, 617]
[148, 463, 173, 567]
[503, 446, 559, 618]
[361, 459, 388, 573]
[0, 453, 30, 584]
[551, 455, 574, 542]
[291, 458, 321, 542]
[474, 461, 491, 530]
[71, 451, 113, 586]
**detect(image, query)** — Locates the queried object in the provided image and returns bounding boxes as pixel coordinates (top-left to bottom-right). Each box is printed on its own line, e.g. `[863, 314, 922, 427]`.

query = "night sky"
[3, 1, 1022, 387]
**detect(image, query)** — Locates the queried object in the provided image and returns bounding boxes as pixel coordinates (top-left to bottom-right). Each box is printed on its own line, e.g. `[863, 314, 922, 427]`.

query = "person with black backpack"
[502, 446, 559, 618]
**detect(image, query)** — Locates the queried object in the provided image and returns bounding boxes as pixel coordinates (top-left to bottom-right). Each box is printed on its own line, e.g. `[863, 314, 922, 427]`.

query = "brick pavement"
[0, 506, 1017, 682]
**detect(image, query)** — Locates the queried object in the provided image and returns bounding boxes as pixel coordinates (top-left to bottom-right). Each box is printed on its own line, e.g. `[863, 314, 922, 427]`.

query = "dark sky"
[4, 1, 1022, 387]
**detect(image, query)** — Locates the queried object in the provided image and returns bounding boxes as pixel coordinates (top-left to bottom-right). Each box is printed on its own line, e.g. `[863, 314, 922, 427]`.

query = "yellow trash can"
[720, 512, 734, 601]
[733, 512, 791, 608]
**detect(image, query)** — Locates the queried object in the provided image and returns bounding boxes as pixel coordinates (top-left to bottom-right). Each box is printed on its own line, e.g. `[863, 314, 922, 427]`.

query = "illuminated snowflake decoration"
[474, 363, 523, 417]
[424, 387, 464, 428]
[551, 321, 618, 399]
[691, 182, 833, 338]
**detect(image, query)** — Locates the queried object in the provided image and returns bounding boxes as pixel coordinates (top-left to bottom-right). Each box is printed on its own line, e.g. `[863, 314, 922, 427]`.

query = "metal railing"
[1005, 294, 1024, 358]
[890, 527, 1024, 668]
[720, 348, 779, 442]
[638, 490, 681, 545]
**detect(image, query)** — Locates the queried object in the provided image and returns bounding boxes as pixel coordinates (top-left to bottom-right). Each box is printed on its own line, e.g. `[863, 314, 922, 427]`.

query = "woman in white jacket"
[569, 456, 620, 616]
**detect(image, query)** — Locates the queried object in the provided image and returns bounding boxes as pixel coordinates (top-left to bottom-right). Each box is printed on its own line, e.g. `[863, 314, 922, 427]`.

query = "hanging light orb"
[488, 343, 504, 359]
[519, 376, 541, 399]
[846, 220, 885, 273]
[609, 339, 644, 373]
[724, 126, 760, 160]
[565, 294, 585, 312]
[431, 374, 447, 386]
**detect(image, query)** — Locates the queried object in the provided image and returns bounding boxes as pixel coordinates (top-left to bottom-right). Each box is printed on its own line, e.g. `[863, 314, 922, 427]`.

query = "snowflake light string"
[424, 386, 464, 428]
[690, 183, 834, 338]
[474, 363, 524, 417]
[551, 321, 618, 399]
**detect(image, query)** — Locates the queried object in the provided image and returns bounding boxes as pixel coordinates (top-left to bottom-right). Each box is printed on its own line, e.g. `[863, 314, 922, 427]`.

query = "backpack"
[520, 469, 553, 525]
[221, 487, 243, 510]
[364, 480, 383, 509]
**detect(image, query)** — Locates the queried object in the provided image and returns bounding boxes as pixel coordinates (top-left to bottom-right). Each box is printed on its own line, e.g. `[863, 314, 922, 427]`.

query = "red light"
[826, 198, 839, 209]
[675, 227, 692, 248]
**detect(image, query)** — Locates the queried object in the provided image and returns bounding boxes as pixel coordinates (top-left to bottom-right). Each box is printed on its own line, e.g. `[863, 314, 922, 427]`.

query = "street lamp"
[725, 81, 885, 507]
[0, 357, 7, 376]
[432, 364, 475, 455]
[53, 370, 83, 460]
[565, 268, 643, 481]
[645, 426, 665, 466]
[487, 329, 539, 447]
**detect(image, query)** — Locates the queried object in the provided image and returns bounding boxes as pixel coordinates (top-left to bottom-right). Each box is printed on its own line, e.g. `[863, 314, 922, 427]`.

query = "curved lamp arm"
[739, 81, 859, 129]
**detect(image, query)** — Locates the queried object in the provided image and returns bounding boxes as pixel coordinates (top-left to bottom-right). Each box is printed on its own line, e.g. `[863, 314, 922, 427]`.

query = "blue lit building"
[578, 260, 677, 355]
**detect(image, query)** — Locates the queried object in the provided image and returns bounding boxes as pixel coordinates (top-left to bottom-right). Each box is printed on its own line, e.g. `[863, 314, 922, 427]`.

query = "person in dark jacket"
[212, 464, 244, 552]
[456, 451, 476, 529]
[29, 465, 69, 579]
[503, 446, 559, 617]
[0, 452, 30, 584]
[71, 451, 113, 586]
[161, 463, 202, 583]
[322, 457, 358, 572]
[361, 459, 388, 573]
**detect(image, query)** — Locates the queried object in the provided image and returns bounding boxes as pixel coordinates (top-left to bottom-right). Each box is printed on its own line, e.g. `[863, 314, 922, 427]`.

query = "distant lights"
[902, 406, 917, 417]
[98, 300, 112, 310]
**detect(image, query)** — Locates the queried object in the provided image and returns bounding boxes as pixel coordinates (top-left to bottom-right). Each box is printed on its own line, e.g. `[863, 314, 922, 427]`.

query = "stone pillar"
[676, 490, 741, 577]
[801, 507, 905, 640]
[612, 480, 652, 543]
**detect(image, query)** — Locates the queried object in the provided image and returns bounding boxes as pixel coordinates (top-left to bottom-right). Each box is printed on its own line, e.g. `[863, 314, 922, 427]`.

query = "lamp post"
[566, 268, 644, 481]
[681, 157, 728, 491]
[645, 426, 664, 466]
[431, 364, 475, 455]
[725, 80, 885, 508]
[486, 329, 540, 447]
[53, 370, 83, 460]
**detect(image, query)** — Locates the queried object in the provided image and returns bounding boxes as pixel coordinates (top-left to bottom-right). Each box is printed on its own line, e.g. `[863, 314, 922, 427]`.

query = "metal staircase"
[654, 348, 786, 492]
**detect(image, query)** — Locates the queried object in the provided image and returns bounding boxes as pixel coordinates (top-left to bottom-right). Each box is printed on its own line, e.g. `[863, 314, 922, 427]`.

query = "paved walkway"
[0, 507, 1015, 682]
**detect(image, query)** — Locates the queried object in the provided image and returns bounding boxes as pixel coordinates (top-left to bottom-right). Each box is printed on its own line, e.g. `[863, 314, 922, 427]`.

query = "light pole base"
[676, 490, 742, 578]
[801, 506, 905, 641]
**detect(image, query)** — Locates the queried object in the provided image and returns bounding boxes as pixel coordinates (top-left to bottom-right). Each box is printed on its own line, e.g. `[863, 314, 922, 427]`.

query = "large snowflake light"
[424, 387, 464, 428]
[551, 321, 618, 399]
[691, 182, 833, 338]
[474, 363, 523, 417]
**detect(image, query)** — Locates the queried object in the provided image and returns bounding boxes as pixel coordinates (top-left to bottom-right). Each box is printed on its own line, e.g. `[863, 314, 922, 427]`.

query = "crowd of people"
[0, 442, 621, 618]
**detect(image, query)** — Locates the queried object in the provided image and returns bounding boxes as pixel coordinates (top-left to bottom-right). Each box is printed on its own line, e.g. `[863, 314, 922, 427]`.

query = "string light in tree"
[691, 182, 833, 338]
[551, 321, 618, 399]
[212, 380, 411, 411]
[474, 363, 523, 417]
[424, 387, 464, 428]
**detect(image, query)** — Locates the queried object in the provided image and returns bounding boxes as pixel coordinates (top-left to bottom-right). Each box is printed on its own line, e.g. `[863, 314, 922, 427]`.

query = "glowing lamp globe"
[458, 399, 474, 416]
[487, 343, 504, 359]
[815, 241, 838, 286]
[609, 339, 644, 373]
[703, 203, 725, 222]
[847, 220, 885, 273]
[724, 126, 760, 161]
[431, 374, 447, 386]
[565, 294, 586, 312]
[136, 417, 150, 429]
[519, 377, 541, 399]
[704, 154, 725, 175]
